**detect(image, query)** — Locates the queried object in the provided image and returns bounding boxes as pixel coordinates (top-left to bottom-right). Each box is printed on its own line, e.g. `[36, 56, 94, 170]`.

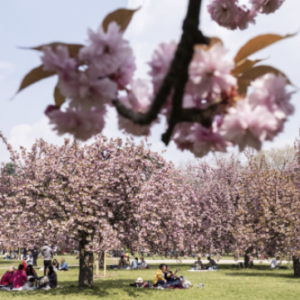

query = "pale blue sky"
[0, 0, 299, 165]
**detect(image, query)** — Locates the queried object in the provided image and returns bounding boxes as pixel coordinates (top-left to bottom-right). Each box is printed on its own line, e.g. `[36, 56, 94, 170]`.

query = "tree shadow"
[225, 271, 298, 279]
[0, 279, 179, 298]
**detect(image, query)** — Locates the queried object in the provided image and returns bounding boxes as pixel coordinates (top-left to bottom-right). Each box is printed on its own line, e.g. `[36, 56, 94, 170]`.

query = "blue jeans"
[168, 279, 182, 286]
[154, 280, 165, 286]
[208, 266, 217, 270]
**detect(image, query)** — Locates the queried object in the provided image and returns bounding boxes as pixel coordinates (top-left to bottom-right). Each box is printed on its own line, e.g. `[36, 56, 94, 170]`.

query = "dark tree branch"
[113, 0, 210, 145]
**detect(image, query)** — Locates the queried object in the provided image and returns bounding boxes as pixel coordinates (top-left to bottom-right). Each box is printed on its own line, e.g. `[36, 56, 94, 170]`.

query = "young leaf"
[232, 59, 263, 76]
[54, 85, 66, 107]
[30, 42, 83, 57]
[237, 65, 291, 95]
[102, 8, 139, 33]
[194, 37, 223, 51]
[239, 65, 291, 84]
[17, 65, 56, 94]
[234, 33, 296, 64]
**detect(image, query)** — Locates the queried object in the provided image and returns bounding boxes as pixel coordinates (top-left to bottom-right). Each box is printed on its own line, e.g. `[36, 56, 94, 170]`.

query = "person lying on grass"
[153, 264, 167, 286]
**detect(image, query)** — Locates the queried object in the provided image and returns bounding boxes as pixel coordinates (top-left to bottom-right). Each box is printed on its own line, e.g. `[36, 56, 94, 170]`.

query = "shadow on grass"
[0, 279, 178, 298]
[225, 271, 297, 279]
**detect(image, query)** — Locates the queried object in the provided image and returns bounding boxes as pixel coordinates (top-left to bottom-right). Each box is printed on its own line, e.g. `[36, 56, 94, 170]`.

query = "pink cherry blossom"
[220, 100, 279, 150]
[45, 107, 106, 141]
[207, 0, 240, 30]
[148, 41, 177, 94]
[79, 22, 133, 77]
[251, 0, 285, 14]
[41, 45, 77, 76]
[173, 116, 229, 157]
[59, 74, 118, 110]
[248, 74, 294, 120]
[188, 43, 237, 99]
[117, 79, 155, 136]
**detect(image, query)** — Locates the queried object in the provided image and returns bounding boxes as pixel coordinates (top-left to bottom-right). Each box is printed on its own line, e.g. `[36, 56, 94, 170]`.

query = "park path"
[0, 258, 288, 269]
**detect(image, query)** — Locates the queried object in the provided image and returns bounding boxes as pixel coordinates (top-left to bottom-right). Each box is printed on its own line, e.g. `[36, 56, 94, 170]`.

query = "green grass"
[1, 262, 300, 300]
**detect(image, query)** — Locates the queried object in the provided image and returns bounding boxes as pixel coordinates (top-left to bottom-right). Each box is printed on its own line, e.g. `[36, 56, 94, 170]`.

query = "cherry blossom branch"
[113, 0, 209, 145]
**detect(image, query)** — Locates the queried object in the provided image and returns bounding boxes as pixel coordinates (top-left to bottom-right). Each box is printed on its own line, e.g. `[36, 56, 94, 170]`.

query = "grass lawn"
[1, 262, 300, 300]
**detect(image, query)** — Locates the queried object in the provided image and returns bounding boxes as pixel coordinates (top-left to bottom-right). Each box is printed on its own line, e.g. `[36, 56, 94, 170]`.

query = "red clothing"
[12, 270, 27, 288]
[0, 271, 14, 285]
[22, 260, 27, 272]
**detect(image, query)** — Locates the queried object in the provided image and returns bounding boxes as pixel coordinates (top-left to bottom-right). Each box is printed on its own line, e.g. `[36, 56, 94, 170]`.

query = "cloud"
[0, 61, 14, 81]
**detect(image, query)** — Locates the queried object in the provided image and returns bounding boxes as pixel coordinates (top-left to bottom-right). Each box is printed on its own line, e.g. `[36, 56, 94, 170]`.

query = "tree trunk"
[79, 235, 94, 288]
[293, 256, 300, 277]
[244, 247, 253, 268]
[98, 251, 104, 268]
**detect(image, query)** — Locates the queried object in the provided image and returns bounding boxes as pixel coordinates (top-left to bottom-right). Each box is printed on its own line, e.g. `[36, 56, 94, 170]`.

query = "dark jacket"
[48, 271, 57, 288]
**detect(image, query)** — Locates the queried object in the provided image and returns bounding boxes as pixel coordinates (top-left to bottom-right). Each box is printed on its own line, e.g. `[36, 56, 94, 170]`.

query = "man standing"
[41, 242, 53, 276]
[32, 247, 38, 267]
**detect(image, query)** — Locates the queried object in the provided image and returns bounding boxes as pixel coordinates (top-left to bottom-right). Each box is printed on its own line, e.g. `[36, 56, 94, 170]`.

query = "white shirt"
[270, 259, 280, 268]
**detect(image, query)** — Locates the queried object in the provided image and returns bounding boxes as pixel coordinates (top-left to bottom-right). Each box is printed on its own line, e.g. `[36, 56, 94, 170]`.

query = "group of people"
[130, 264, 192, 289]
[0, 263, 57, 291]
[193, 256, 218, 270]
[0, 242, 68, 291]
[116, 255, 148, 270]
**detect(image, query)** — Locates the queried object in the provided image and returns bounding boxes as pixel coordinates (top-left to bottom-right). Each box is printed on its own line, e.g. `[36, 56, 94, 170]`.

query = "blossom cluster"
[43, 22, 136, 140]
[40, 15, 293, 158]
[207, 0, 285, 30]
[154, 41, 293, 157]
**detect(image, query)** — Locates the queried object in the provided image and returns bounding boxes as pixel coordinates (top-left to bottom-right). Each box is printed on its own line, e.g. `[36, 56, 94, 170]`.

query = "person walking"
[41, 241, 53, 276]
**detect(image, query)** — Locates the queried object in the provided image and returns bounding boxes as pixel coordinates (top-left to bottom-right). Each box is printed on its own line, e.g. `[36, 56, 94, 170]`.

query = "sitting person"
[194, 257, 205, 270]
[38, 266, 57, 289]
[58, 258, 69, 271]
[15, 277, 36, 291]
[118, 255, 130, 269]
[138, 257, 148, 269]
[26, 264, 38, 280]
[164, 265, 183, 286]
[207, 257, 217, 270]
[13, 264, 27, 289]
[131, 257, 138, 270]
[0, 266, 15, 288]
[270, 257, 281, 269]
[153, 264, 167, 287]
[4, 251, 10, 260]
[52, 259, 60, 270]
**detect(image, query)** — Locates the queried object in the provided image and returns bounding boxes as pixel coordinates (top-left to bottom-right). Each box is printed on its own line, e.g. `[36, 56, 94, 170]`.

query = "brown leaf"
[17, 65, 56, 94]
[30, 42, 84, 57]
[232, 59, 262, 76]
[102, 8, 139, 33]
[194, 37, 223, 51]
[237, 65, 291, 95]
[54, 85, 66, 106]
[234, 33, 296, 64]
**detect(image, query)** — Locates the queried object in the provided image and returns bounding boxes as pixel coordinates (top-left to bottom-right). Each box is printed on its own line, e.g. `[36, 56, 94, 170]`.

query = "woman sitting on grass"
[153, 264, 167, 286]
[52, 259, 59, 270]
[26, 264, 37, 280]
[58, 258, 68, 271]
[38, 265, 57, 289]
[12, 264, 27, 289]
